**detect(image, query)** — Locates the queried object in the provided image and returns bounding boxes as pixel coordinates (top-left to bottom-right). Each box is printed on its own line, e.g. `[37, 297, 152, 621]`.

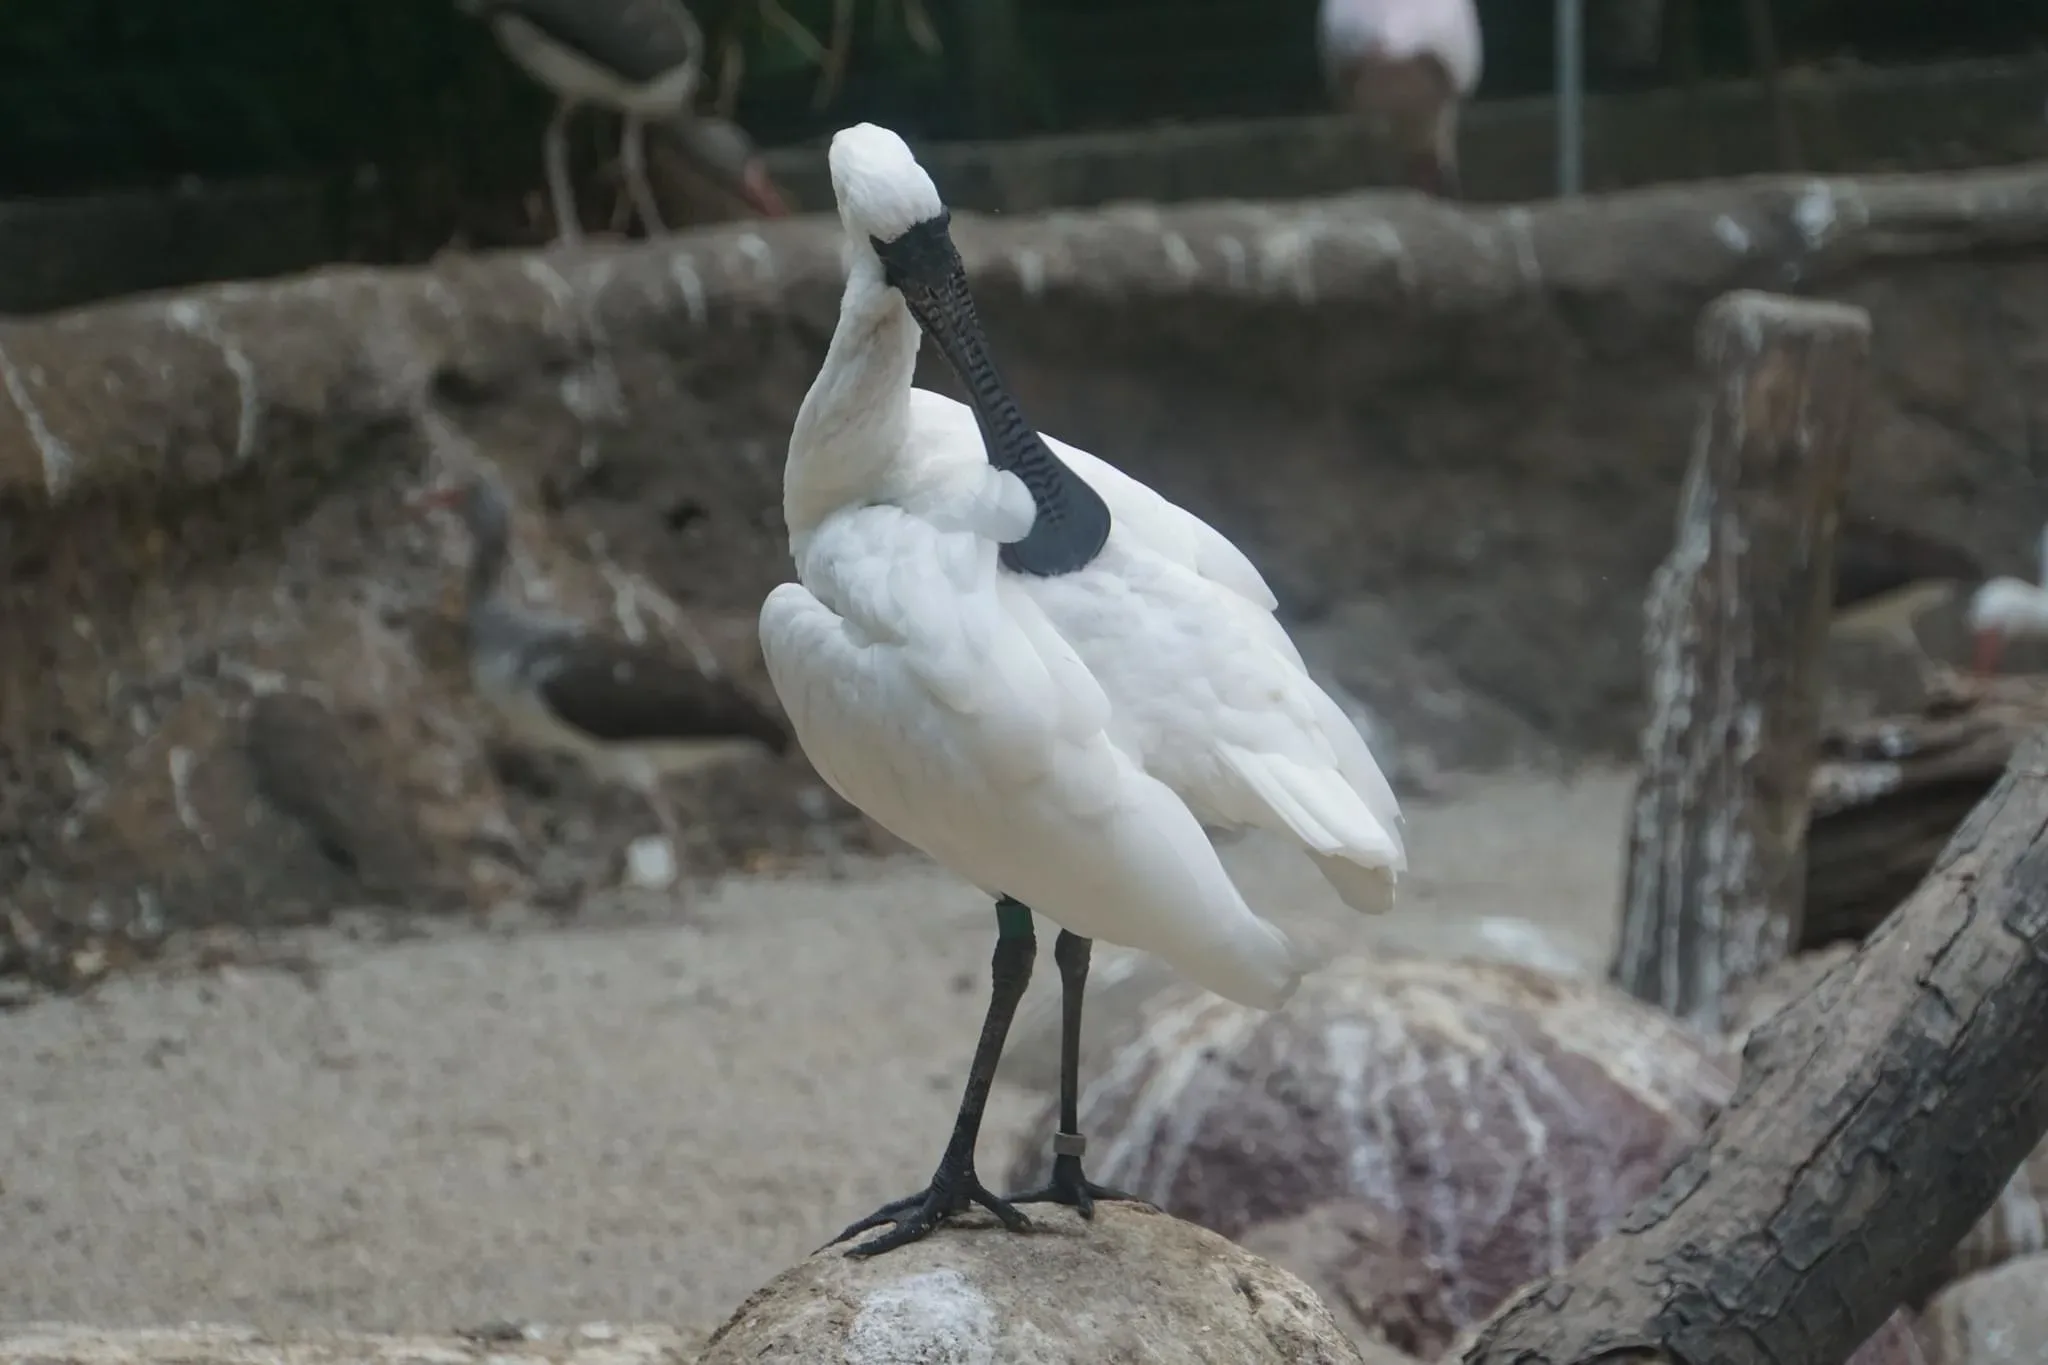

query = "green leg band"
[995, 896, 1035, 941]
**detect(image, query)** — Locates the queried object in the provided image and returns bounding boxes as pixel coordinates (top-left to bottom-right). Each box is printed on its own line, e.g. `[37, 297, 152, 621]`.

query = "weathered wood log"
[1462, 731, 2048, 1365]
[1802, 673, 2048, 948]
[1612, 290, 1870, 1031]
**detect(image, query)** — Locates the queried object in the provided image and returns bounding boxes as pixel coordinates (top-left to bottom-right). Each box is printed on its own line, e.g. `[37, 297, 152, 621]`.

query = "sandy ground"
[0, 766, 1632, 1337]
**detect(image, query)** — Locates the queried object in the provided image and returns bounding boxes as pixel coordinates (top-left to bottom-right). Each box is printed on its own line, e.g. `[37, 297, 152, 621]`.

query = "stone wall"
[3, 161, 2048, 982]
[2, 56, 2046, 316]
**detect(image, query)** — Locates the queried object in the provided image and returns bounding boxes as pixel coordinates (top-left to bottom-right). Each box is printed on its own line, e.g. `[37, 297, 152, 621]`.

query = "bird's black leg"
[825, 897, 1038, 1257]
[1005, 930, 1146, 1216]
[543, 98, 584, 245]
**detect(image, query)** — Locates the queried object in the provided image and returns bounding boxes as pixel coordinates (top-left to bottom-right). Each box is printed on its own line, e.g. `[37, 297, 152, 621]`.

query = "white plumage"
[1317, 0, 1483, 96]
[759, 125, 1405, 1014]
[1316, 0, 1483, 197]
[1968, 523, 2048, 673]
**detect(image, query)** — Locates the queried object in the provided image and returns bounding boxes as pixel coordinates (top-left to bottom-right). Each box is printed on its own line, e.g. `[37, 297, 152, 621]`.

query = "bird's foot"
[825, 1160, 1029, 1257]
[1006, 1139, 1147, 1219]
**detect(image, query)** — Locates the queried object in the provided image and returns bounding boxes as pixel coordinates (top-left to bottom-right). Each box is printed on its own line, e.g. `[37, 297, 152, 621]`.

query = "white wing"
[760, 498, 1315, 1010]
[908, 389, 1278, 610]
[905, 389, 1405, 913]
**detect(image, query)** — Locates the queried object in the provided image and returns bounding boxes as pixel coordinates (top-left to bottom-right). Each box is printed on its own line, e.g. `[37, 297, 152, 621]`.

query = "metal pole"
[1556, 0, 1584, 195]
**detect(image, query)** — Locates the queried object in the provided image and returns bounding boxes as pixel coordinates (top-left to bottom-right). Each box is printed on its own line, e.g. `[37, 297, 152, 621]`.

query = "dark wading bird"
[416, 474, 789, 858]
[455, 0, 789, 242]
[758, 125, 1406, 1256]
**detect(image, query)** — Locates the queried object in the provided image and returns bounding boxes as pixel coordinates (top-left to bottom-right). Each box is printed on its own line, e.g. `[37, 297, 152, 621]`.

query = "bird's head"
[829, 123, 943, 251]
[1964, 576, 2048, 674]
[826, 123, 983, 371]
[670, 115, 791, 219]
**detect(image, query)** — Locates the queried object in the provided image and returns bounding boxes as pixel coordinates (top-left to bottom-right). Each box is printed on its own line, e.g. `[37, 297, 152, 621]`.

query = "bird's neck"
[782, 256, 920, 547]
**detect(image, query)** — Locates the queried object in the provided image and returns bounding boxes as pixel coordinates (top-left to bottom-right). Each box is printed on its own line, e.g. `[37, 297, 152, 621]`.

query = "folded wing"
[760, 501, 1314, 1009]
[904, 392, 1408, 913]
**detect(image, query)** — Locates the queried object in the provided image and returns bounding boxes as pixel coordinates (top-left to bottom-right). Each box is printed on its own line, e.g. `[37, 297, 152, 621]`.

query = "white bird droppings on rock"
[845, 1269, 997, 1365]
[699, 1204, 1378, 1364]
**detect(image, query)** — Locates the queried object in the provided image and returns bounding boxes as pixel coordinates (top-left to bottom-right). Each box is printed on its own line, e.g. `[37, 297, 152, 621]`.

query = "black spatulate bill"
[873, 213, 1112, 579]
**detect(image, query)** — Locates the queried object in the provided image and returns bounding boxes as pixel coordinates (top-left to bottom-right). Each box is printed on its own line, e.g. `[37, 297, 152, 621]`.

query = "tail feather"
[1312, 851, 1399, 917]
[1168, 912, 1316, 1014]
[1079, 764, 1319, 1012]
[1220, 744, 1402, 867]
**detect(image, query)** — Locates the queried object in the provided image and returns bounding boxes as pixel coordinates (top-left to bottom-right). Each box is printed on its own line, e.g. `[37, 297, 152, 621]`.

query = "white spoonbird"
[1316, 0, 1483, 197]
[1968, 523, 2048, 674]
[759, 124, 1406, 1256]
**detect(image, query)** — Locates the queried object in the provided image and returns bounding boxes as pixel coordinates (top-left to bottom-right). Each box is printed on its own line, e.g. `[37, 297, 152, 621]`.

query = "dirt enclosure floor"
[0, 766, 1631, 1338]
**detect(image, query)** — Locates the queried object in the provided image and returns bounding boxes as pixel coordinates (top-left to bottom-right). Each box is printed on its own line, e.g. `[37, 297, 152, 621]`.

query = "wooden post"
[1610, 290, 1869, 1032]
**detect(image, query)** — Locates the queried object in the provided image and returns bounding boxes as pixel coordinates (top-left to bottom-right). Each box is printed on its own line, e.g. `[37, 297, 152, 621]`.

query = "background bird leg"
[544, 99, 584, 244]
[620, 115, 668, 236]
[1006, 929, 1145, 1216]
[825, 897, 1038, 1256]
[1426, 102, 1462, 198]
[622, 762, 689, 877]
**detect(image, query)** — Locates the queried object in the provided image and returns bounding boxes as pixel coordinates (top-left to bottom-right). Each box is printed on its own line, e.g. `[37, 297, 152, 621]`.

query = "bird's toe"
[1007, 1153, 1149, 1220]
[828, 1166, 1031, 1257]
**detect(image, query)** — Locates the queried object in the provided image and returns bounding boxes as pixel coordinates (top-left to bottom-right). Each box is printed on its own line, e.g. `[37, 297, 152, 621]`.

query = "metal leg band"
[1052, 1131, 1087, 1158]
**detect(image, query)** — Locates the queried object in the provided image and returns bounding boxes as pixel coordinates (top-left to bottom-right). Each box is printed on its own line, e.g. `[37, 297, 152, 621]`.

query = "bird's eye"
[871, 237, 910, 291]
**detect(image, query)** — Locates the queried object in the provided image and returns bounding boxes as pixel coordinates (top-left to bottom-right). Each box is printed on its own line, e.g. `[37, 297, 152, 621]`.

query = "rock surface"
[1922, 1254, 2048, 1365]
[698, 1203, 1402, 1365]
[10, 163, 2048, 984]
[0, 1324, 703, 1365]
[1724, 940, 1861, 1053]
[1848, 1314, 1936, 1365]
[1005, 957, 1733, 1357]
[1442, 1308, 1930, 1365]
[1004, 912, 1606, 1098]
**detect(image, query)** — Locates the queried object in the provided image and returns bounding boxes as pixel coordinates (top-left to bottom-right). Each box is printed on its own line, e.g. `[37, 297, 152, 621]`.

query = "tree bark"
[1466, 731, 2048, 1364]
[1612, 290, 1870, 1032]
[1803, 674, 2048, 949]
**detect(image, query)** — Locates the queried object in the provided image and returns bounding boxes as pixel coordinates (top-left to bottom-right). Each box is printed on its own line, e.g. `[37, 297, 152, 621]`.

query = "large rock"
[1951, 1143, 2048, 1286]
[10, 163, 2048, 983]
[0, 1324, 702, 1365]
[1004, 957, 1732, 1357]
[1003, 913, 1606, 1098]
[1922, 1254, 2048, 1365]
[698, 1203, 1407, 1365]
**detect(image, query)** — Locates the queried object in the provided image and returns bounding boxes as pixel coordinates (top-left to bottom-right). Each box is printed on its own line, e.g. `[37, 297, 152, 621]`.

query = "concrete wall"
[2, 56, 2045, 317]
